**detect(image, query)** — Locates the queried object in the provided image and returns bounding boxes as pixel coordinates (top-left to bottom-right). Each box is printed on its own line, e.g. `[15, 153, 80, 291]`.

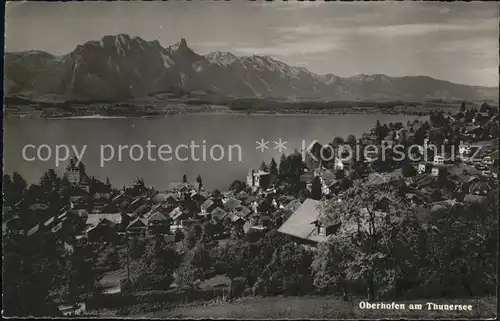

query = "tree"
[129, 239, 180, 291]
[212, 189, 222, 198]
[460, 101, 466, 112]
[62, 244, 102, 304]
[278, 154, 287, 179]
[310, 176, 322, 200]
[479, 102, 490, 113]
[176, 244, 212, 288]
[40, 169, 59, 196]
[200, 220, 216, 243]
[277, 152, 307, 184]
[313, 182, 413, 300]
[230, 224, 245, 241]
[3, 172, 28, 207]
[260, 242, 314, 296]
[213, 240, 250, 281]
[346, 134, 357, 146]
[399, 129, 408, 145]
[269, 158, 279, 183]
[3, 234, 63, 316]
[402, 163, 417, 177]
[259, 161, 268, 172]
[374, 120, 389, 143]
[332, 136, 345, 147]
[229, 180, 246, 193]
[196, 174, 203, 191]
[184, 224, 202, 250]
[417, 192, 497, 297]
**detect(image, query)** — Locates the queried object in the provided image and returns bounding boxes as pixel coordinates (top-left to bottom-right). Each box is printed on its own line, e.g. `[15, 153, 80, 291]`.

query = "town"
[3, 102, 499, 317]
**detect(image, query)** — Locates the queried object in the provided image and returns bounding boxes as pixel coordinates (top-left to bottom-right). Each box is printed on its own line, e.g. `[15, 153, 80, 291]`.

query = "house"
[223, 198, 242, 212]
[85, 213, 122, 228]
[70, 195, 90, 210]
[463, 194, 487, 204]
[468, 180, 492, 196]
[126, 217, 148, 236]
[243, 221, 269, 235]
[259, 215, 272, 227]
[65, 157, 89, 187]
[146, 212, 169, 235]
[43, 216, 57, 230]
[246, 169, 271, 190]
[169, 206, 187, 223]
[200, 199, 218, 216]
[458, 143, 472, 158]
[27, 224, 40, 237]
[333, 157, 344, 171]
[277, 199, 328, 247]
[86, 218, 119, 242]
[233, 205, 252, 219]
[433, 155, 444, 166]
[5, 216, 23, 236]
[210, 207, 228, 222]
[430, 199, 457, 215]
[283, 199, 301, 213]
[482, 156, 494, 165]
[153, 192, 181, 205]
[417, 163, 428, 174]
[191, 191, 209, 204]
[112, 191, 126, 203]
[237, 191, 250, 201]
[227, 212, 245, 224]
[167, 182, 196, 193]
[91, 194, 110, 213]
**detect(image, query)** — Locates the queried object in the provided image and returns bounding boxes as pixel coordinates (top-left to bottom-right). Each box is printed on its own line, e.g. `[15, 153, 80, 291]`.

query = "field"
[133, 295, 496, 319]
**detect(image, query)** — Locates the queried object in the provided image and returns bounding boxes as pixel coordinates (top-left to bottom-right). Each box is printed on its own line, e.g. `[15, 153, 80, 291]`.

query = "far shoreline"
[30, 110, 432, 120]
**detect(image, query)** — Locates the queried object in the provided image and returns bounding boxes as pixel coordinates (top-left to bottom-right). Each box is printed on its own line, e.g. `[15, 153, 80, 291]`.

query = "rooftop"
[278, 199, 325, 243]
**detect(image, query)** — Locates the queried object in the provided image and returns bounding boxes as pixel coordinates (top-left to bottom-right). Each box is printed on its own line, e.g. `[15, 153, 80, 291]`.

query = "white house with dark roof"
[200, 199, 217, 216]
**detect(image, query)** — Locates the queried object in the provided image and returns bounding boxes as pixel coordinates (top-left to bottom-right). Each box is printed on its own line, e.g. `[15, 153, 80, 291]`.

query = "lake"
[4, 114, 427, 191]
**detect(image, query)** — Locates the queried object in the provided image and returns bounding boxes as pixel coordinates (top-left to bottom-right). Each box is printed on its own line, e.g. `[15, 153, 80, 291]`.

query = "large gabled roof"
[277, 198, 321, 241]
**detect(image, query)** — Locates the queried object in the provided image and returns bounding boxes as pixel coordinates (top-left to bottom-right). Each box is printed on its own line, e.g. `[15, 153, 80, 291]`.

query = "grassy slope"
[136, 295, 496, 319]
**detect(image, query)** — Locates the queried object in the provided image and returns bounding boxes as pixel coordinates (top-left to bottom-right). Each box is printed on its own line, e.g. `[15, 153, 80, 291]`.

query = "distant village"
[3, 101, 499, 316]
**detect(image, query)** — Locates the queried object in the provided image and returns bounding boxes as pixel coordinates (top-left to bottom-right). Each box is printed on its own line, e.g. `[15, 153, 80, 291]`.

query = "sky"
[5, 1, 499, 87]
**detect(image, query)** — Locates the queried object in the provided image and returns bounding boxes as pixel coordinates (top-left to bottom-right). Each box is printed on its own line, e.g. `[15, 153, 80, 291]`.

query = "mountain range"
[4, 34, 497, 102]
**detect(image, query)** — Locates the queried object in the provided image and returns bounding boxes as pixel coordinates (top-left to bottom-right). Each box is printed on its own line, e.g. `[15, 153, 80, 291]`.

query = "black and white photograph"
[3, 0, 499, 318]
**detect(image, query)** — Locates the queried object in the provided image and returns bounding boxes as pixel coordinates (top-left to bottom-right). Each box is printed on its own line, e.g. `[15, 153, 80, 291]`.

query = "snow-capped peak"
[168, 38, 189, 53]
[350, 74, 392, 83]
[205, 51, 238, 66]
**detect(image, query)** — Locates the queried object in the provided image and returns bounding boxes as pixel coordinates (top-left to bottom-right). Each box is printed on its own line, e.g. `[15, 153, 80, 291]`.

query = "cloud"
[434, 38, 498, 60]
[252, 1, 327, 11]
[354, 20, 497, 37]
[233, 37, 344, 57]
[195, 41, 231, 48]
[275, 24, 339, 37]
[439, 7, 451, 15]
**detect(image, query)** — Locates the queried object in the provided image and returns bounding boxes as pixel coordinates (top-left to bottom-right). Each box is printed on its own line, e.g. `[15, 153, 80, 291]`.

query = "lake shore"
[37, 109, 431, 119]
